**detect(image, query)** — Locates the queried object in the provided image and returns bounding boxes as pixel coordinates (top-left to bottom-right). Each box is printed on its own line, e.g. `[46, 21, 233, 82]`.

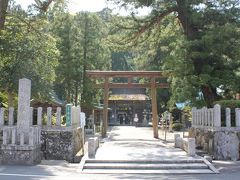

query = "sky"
[14, 0, 151, 16]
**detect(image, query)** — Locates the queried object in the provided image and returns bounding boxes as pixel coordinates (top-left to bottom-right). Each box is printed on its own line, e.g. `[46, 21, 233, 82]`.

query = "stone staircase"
[81, 159, 218, 174]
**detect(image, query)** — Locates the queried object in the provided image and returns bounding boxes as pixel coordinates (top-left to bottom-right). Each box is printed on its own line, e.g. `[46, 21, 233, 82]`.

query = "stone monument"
[1, 78, 41, 165]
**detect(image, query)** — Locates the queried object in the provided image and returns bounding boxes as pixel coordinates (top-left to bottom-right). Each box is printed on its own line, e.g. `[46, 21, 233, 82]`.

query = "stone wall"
[41, 127, 84, 163]
[1, 145, 41, 165]
[189, 127, 239, 161]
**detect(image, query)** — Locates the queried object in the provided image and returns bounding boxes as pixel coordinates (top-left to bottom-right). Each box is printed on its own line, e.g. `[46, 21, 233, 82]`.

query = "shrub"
[214, 100, 240, 109]
[172, 123, 184, 131]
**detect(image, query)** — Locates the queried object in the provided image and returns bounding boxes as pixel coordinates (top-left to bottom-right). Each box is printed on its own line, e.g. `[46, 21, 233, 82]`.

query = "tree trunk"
[81, 12, 88, 100]
[67, 86, 71, 103]
[74, 82, 79, 106]
[201, 85, 215, 108]
[0, 0, 9, 29]
[176, 0, 197, 39]
[176, 0, 216, 106]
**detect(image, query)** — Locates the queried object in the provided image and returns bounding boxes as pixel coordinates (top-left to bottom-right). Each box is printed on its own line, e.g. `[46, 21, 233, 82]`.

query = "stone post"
[37, 107, 42, 126]
[3, 129, 8, 145]
[207, 109, 211, 127]
[226, 108, 231, 127]
[29, 128, 34, 146]
[20, 132, 24, 145]
[191, 107, 196, 126]
[8, 107, 14, 126]
[196, 109, 200, 126]
[188, 138, 196, 156]
[235, 108, 240, 127]
[210, 109, 214, 127]
[203, 107, 207, 126]
[11, 128, 16, 145]
[29, 107, 33, 126]
[17, 78, 31, 133]
[174, 134, 181, 148]
[200, 109, 203, 126]
[47, 107, 52, 127]
[213, 104, 221, 127]
[169, 114, 173, 131]
[56, 107, 61, 126]
[0, 108, 4, 126]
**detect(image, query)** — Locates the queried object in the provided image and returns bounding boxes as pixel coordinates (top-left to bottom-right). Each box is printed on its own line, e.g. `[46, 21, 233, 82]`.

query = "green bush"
[172, 123, 184, 131]
[214, 100, 240, 108]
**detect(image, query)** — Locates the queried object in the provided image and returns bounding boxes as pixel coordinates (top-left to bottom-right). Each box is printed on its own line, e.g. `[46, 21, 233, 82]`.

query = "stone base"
[1, 144, 41, 165]
[189, 127, 239, 161]
[41, 127, 84, 163]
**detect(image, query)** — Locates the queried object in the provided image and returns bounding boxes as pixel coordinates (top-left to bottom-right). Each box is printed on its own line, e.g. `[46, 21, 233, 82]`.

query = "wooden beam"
[86, 71, 167, 78]
[102, 77, 109, 138]
[151, 77, 159, 139]
[93, 83, 169, 89]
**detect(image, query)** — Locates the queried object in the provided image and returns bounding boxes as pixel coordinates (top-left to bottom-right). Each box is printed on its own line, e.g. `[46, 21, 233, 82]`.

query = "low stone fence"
[174, 134, 196, 156]
[0, 105, 86, 164]
[190, 104, 240, 160]
[1, 126, 41, 165]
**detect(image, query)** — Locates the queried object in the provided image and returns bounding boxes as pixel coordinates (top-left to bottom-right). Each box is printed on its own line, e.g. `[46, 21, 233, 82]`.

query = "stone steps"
[84, 162, 208, 169]
[81, 159, 218, 174]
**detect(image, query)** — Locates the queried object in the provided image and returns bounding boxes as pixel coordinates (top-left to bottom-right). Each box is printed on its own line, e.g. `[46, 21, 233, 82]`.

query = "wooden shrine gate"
[86, 71, 168, 139]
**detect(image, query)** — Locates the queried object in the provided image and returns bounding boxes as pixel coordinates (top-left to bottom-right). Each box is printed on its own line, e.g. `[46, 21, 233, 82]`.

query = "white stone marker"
[17, 78, 31, 133]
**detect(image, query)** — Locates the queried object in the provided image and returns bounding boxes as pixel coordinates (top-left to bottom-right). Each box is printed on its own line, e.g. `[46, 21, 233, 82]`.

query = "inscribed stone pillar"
[66, 104, 72, 127]
[17, 78, 31, 133]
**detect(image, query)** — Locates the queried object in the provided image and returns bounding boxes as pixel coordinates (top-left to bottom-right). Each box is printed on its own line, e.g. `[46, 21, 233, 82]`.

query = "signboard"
[66, 104, 72, 127]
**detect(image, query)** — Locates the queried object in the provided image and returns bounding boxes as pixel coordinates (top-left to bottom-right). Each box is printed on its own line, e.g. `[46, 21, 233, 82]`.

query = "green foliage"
[51, 10, 111, 106]
[172, 123, 183, 131]
[110, 0, 240, 108]
[214, 100, 240, 109]
[0, 3, 59, 103]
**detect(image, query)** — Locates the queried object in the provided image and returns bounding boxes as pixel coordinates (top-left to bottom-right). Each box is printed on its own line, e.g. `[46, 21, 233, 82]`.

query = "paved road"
[1, 126, 240, 180]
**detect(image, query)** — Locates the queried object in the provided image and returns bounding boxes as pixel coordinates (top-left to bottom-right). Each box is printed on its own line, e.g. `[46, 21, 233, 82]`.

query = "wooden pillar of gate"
[151, 77, 159, 138]
[102, 76, 109, 137]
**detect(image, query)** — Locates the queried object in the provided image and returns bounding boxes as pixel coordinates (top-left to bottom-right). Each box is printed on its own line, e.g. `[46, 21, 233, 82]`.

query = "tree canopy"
[0, 0, 240, 110]
[109, 0, 240, 107]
